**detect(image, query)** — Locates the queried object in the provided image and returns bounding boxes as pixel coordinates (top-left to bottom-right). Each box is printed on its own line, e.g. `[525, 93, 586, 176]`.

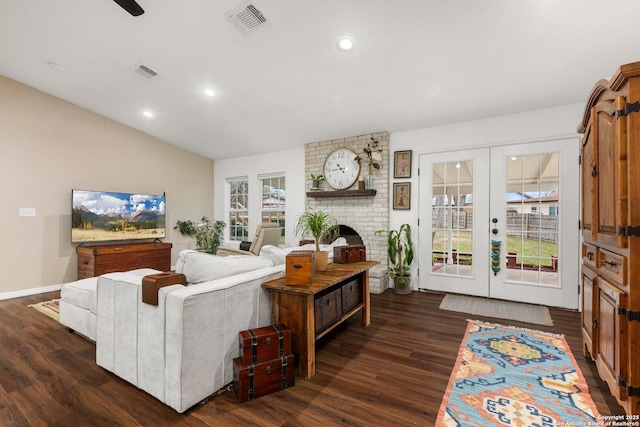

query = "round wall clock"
[323, 148, 361, 190]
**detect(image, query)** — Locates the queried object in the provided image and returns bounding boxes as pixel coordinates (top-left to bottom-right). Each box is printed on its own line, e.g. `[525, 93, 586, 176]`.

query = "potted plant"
[174, 216, 226, 255]
[309, 173, 324, 191]
[378, 223, 414, 294]
[293, 208, 338, 271]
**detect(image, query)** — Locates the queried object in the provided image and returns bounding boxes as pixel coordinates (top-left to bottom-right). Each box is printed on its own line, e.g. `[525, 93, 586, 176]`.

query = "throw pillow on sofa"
[175, 250, 274, 284]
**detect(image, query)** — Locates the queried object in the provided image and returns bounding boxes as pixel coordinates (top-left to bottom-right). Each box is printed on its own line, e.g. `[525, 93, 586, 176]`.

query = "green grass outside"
[433, 230, 557, 267]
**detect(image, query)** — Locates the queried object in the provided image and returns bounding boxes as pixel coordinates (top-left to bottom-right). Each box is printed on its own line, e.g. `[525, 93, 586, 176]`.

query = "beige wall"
[0, 75, 214, 298]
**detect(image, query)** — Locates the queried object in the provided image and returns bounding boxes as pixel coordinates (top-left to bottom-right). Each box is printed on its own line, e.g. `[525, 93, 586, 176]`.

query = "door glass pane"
[505, 154, 559, 286]
[432, 160, 473, 277]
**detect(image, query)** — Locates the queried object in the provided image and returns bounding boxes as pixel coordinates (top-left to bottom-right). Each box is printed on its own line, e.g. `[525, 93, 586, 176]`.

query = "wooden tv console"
[76, 242, 172, 279]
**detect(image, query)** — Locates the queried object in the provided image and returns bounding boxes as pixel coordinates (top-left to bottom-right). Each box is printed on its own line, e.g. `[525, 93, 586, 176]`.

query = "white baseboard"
[0, 284, 62, 301]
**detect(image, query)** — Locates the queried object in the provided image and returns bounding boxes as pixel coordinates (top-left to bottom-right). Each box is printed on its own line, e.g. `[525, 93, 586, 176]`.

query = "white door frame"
[418, 148, 490, 297]
[418, 139, 580, 309]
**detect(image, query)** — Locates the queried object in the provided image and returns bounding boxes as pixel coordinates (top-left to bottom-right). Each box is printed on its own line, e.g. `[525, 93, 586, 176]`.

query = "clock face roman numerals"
[323, 149, 361, 190]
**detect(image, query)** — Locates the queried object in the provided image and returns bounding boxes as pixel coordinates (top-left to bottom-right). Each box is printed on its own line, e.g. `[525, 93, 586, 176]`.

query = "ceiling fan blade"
[113, 0, 144, 16]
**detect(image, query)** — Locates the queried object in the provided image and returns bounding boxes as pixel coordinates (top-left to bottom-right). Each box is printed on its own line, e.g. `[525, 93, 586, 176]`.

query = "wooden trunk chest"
[285, 250, 315, 286]
[233, 354, 295, 403]
[238, 324, 292, 365]
[314, 288, 342, 334]
[141, 272, 186, 305]
[333, 245, 366, 264]
[76, 242, 171, 279]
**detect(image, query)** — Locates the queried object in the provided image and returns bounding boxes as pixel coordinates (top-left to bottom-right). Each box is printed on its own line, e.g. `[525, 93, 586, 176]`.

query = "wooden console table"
[262, 260, 377, 379]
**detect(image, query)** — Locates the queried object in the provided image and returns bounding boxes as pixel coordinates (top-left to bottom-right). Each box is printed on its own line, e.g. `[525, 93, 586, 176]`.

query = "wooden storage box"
[141, 272, 186, 305]
[233, 354, 295, 403]
[77, 242, 172, 279]
[285, 251, 315, 286]
[314, 288, 342, 334]
[333, 245, 366, 264]
[239, 324, 292, 365]
[341, 279, 362, 313]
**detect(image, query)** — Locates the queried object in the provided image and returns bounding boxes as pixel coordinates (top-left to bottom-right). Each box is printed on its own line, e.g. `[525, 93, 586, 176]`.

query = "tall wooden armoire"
[578, 61, 640, 415]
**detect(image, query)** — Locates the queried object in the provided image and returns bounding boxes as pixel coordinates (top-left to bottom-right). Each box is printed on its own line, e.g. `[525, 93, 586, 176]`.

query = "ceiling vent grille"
[225, 2, 267, 33]
[128, 63, 158, 80]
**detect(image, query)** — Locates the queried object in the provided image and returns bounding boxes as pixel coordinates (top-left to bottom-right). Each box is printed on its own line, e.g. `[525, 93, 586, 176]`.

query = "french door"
[418, 139, 580, 309]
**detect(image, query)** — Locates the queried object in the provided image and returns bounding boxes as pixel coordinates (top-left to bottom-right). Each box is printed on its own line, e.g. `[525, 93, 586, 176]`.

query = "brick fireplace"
[305, 131, 390, 292]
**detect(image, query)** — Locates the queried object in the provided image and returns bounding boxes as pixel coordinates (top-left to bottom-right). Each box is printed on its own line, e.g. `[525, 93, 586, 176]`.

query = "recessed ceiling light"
[336, 36, 355, 51]
[143, 111, 154, 118]
[204, 89, 215, 97]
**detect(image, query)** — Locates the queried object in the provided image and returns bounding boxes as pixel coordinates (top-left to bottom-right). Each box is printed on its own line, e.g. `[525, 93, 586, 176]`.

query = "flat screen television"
[72, 189, 166, 243]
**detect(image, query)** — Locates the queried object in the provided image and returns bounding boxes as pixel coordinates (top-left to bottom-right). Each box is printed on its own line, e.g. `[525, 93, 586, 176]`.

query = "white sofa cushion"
[175, 250, 274, 284]
[59, 268, 162, 342]
[60, 277, 99, 313]
[259, 245, 288, 265]
[59, 267, 160, 313]
[259, 237, 349, 266]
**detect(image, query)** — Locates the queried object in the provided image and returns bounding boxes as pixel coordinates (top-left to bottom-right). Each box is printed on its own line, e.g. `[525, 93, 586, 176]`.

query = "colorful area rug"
[28, 299, 60, 322]
[436, 320, 600, 426]
[439, 294, 553, 326]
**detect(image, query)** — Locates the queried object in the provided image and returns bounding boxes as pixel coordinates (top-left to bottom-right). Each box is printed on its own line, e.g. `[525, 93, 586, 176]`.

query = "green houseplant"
[309, 173, 324, 190]
[378, 223, 414, 294]
[293, 208, 338, 271]
[174, 216, 226, 255]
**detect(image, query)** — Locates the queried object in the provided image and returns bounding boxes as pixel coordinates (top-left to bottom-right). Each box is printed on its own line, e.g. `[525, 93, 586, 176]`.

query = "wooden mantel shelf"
[306, 189, 377, 198]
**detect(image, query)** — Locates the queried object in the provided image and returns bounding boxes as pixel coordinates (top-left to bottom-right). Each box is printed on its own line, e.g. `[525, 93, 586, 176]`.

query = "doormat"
[28, 298, 60, 322]
[436, 320, 600, 426]
[439, 294, 553, 326]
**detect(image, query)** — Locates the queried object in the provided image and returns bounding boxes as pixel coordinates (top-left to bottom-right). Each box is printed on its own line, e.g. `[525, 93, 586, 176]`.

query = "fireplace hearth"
[323, 225, 364, 246]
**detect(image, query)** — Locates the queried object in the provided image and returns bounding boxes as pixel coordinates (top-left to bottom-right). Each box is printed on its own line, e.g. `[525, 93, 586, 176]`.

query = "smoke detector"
[128, 63, 158, 81]
[225, 2, 267, 33]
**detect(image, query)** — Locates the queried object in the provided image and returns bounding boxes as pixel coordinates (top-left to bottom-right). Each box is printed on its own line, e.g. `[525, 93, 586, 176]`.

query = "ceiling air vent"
[128, 63, 158, 81]
[225, 2, 267, 33]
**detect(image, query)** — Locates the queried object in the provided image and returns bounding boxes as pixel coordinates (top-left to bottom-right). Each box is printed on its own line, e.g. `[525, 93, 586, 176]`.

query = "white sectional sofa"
[59, 240, 347, 413]
[94, 251, 283, 413]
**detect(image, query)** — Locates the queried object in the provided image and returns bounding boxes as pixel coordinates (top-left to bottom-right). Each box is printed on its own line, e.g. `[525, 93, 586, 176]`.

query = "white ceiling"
[2, 0, 639, 160]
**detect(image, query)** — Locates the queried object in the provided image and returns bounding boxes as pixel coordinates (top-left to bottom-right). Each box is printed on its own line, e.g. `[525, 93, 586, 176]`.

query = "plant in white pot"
[293, 208, 338, 271]
[174, 216, 226, 255]
[377, 223, 414, 294]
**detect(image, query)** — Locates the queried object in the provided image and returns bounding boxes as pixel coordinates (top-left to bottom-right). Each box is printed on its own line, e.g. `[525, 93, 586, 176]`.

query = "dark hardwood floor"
[0, 289, 624, 426]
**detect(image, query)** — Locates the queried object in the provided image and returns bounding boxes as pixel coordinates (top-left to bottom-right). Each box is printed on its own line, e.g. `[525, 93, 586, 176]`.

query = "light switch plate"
[19, 208, 36, 217]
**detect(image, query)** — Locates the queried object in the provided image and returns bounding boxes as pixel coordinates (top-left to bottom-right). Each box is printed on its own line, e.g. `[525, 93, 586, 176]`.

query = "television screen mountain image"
[72, 190, 166, 243]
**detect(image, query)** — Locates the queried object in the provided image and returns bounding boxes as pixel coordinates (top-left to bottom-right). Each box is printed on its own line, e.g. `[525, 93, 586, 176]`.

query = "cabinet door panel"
[595, 104, 617, 242]
[581, 266, 597, 358]
[593, 97, 628, 248]
[581, 122, 595, 239]
[596, 278, 627, 400]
